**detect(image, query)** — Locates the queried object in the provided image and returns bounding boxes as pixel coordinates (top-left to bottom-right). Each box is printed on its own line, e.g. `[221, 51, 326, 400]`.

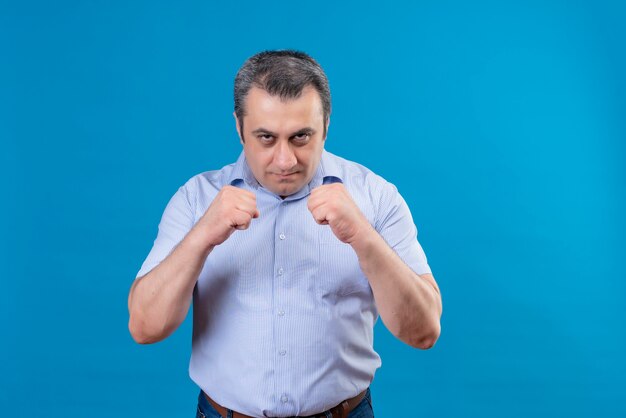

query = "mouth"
[273, 172, 299, 178]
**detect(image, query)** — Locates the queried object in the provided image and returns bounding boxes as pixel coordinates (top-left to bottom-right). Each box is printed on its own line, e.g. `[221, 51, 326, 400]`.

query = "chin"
[274, 184, 301, 197]
[262, 175, 308, 196]
[277, 187, 297, 196]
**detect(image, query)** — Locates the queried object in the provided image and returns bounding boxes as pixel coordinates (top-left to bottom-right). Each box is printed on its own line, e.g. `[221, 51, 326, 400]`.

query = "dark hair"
[234, 50, 331, 139]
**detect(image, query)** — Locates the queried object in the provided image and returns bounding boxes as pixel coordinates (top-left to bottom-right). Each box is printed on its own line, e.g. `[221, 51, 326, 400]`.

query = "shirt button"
[281, 395, 288, 403]
[278, 310, 285, 316]
[279, 349, 286, 356]
[278, 268, 284, 276]
[279, 233, 286, 240]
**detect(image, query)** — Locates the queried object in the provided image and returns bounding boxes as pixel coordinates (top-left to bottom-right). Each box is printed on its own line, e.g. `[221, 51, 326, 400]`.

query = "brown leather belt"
[203, 389, 367, 418]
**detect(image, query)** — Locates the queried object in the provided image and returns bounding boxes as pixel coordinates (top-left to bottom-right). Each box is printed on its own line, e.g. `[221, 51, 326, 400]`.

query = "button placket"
[274, 202, 290, 409]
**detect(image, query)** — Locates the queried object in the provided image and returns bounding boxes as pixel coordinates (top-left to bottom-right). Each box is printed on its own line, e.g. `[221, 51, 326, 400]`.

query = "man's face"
[235, 86, 328, 198]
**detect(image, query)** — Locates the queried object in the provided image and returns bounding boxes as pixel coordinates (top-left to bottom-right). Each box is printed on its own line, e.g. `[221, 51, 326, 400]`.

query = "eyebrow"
[251, 127, 317, 137]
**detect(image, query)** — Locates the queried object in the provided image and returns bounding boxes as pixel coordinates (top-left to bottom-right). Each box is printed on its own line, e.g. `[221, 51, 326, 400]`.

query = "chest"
[196, 194, 373, 309]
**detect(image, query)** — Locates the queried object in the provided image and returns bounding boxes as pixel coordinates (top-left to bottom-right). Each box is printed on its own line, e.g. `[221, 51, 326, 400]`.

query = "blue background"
[1, 1, 625, 417]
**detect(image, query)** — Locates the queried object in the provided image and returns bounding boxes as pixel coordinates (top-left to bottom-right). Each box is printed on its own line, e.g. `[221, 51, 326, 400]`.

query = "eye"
[257, 134, 274, 144]
[292, 133, 311, 143]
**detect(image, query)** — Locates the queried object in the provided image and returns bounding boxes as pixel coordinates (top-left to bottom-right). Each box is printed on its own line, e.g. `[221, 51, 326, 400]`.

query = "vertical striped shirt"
[136, 149, 431, 417]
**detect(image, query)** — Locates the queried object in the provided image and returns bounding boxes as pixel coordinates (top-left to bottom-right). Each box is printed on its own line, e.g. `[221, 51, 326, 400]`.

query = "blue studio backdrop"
[1, 1, 625, 417]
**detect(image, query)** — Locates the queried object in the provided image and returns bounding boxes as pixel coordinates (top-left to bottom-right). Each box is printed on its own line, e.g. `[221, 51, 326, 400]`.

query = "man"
[128, 50, 442, 418]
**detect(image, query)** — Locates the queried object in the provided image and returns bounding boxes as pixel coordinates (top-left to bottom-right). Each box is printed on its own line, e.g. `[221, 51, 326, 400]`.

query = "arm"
[350, 225, 442, 349]
[128, 185, 259, 344]
[308, 183, 442, 349]
[127, 225, 214, 344]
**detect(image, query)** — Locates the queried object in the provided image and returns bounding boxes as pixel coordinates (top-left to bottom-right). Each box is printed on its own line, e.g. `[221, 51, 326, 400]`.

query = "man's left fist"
[307, 183, 372, 244]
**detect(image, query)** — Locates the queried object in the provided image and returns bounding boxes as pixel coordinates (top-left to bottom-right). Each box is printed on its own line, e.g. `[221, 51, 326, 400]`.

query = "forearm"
[128, 224, 214, 344]
[351, 225, 442, 349]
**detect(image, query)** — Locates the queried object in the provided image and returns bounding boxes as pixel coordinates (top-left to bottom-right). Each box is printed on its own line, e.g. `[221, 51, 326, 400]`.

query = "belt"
[203, 389, 368, 418]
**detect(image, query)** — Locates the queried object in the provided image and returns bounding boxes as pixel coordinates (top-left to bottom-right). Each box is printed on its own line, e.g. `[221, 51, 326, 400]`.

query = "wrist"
[348, 221, 378, 253]
[186, 223, 217, 255]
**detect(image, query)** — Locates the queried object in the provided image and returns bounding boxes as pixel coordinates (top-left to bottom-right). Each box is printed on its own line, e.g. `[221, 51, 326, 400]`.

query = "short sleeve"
[374, 181, 432, 275]
[135, 184, 196, 278]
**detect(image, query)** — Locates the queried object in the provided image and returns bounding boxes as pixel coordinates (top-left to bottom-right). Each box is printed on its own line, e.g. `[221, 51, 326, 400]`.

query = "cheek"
[297, 148, 315, 164]
[255, 158, 273, 173]
[300, 147, 322, 170]
[245, 147, 272, 169]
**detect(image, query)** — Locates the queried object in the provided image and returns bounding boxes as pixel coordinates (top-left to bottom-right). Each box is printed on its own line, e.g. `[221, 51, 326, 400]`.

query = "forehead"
[243, 86, 324, 126]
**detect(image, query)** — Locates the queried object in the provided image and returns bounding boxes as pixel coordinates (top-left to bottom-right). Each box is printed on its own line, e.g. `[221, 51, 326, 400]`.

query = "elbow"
[413, 333, 439, 350]
[129, 327, 151, 345]
[128, 280, 156, 344]
[404, 321, 441, 350]
[128, 312, 166, 345]
[128, 316, 152, 345]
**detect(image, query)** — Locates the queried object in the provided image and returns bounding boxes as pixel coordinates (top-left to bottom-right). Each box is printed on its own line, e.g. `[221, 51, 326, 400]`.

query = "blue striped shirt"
[136, 149, 431, 417]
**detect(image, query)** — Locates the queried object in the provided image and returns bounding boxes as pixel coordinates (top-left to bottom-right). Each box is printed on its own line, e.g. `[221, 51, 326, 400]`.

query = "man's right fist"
[196, 185, 260, 246]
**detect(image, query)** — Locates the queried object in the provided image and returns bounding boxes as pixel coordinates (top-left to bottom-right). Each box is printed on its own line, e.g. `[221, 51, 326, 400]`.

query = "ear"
[323, 117, 330, 141]
[233, 111, 244, 145]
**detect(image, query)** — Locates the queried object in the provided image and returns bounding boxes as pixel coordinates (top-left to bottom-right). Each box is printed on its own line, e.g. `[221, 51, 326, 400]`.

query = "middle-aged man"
[128, 49, 442, 418]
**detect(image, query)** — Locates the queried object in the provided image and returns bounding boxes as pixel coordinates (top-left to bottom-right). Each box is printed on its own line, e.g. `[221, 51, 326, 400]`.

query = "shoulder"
[325, 149, 398, 197]
[174, 159, 238, 216]
[180, 160, 236, 193]
[324, 150, 401, 220]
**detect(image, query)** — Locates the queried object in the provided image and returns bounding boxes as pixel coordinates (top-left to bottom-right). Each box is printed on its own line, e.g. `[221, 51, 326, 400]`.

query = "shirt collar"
[226, 148, 344, 199]
[311, 148, 343, 188]
[227, 151, 260, 188]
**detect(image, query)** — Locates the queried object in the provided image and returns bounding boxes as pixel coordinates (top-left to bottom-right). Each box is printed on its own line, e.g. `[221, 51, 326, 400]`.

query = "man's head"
[233, 50, 331, 198]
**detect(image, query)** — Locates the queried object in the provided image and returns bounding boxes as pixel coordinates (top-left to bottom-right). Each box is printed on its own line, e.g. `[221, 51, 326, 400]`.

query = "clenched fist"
[196, 185, 260, 246]
[307, 183, 371, 244]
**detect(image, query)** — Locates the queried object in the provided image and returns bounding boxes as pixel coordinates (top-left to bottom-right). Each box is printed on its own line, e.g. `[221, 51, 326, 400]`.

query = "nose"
[274, 140, 297, 172]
